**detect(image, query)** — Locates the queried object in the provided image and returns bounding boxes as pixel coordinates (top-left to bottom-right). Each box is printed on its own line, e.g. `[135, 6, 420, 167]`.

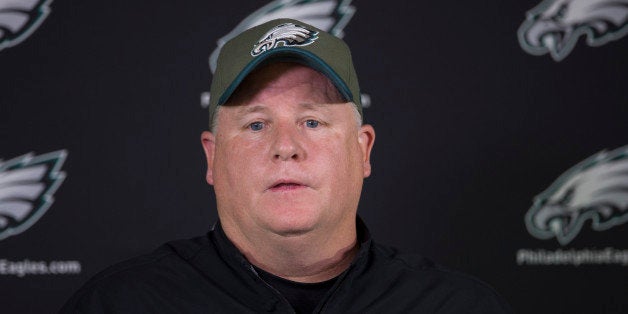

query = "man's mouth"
[268, 180, 306, 191]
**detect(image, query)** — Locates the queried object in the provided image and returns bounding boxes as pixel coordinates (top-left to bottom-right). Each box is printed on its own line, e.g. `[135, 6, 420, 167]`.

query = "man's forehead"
[230, 102, 336, 115]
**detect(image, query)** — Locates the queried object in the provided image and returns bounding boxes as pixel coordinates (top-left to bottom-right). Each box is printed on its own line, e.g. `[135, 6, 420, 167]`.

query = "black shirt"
[253, 266, 337, 314]
[60, 218, 513, 313]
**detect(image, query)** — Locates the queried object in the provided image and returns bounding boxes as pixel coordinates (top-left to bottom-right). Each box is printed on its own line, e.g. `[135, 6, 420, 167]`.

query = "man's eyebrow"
[236, 105, 268, 115]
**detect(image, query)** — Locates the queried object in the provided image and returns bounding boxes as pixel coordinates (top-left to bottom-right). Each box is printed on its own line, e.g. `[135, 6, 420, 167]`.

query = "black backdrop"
[1, 0, 627, 313]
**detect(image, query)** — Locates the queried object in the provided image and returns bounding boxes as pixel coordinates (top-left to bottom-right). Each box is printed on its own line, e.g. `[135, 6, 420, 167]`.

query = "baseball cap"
[208, 18, 361, 128]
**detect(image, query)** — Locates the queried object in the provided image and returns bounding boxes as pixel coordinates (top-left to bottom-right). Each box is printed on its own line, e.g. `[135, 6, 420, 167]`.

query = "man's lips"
[267, 179, 308, 192]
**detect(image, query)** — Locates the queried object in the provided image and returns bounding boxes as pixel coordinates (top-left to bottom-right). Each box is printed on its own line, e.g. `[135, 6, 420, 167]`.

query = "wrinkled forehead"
[224, 62, 346, 106]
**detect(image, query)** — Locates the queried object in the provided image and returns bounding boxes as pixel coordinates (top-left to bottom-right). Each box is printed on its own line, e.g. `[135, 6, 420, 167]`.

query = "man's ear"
[358, 124, 375, 178]
[201, 131, 216, 185]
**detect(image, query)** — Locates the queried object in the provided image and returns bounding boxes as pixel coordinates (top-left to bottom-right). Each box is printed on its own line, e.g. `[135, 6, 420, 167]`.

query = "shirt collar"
[210, 215, 373, 276]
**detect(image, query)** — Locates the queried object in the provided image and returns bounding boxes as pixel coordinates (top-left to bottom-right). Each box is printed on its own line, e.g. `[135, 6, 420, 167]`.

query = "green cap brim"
[218, 48, 353, 107]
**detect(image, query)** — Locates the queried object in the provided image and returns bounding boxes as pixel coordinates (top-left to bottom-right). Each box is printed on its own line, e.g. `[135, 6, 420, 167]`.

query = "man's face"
[201, 63, 375, 238]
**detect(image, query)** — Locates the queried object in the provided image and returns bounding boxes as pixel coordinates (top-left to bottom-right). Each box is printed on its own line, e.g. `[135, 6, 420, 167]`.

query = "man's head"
[201, 19, 374, 241]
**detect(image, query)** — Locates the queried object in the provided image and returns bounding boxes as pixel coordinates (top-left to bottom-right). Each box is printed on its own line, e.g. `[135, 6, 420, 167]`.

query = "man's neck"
[221, 221, 359, 283]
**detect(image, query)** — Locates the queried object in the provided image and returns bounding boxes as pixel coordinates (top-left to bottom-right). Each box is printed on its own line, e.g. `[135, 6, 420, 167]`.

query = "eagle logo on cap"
[251, 22, 318, 57]
[208, 0, 355, 73]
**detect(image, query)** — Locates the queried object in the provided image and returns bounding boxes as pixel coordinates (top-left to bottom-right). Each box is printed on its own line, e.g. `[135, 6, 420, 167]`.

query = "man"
[61, 19, 512, 313]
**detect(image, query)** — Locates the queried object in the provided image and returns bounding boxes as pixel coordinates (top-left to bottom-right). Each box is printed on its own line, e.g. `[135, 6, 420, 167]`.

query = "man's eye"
[249, 122, 264, 131]
[305, 120, 319, 128]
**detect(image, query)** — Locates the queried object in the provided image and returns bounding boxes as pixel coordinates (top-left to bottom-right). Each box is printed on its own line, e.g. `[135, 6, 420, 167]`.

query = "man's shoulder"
[59, 235, 211, 313]
[370, 242, 484, 284]
[360, 241, 513, 313]
[86, 235, 207, 284]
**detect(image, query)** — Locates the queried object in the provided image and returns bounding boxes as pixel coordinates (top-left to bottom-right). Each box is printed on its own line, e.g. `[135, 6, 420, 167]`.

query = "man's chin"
[264, 218, 319, 238]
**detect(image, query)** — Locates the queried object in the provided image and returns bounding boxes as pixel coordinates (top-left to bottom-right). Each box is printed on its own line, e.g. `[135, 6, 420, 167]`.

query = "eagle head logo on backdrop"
[526, 145, 628, 245]
[0, 150, 67, 241]
[0, 0, 54, 52]
[518, 0, 628, 61]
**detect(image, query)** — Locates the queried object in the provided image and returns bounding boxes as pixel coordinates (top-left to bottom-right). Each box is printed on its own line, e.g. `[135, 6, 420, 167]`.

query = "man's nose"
[271, 124, 304, 161]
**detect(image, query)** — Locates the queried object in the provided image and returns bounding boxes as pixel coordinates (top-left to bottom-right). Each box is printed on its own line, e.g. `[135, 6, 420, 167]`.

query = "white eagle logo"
[251, 22, 318, 56]
[208, 0, 355, 73]
[0, 150, 67, 241]
[525, 145, 628, 245]
[0, 0, 53, 52]
[518, 0, 628, 61]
